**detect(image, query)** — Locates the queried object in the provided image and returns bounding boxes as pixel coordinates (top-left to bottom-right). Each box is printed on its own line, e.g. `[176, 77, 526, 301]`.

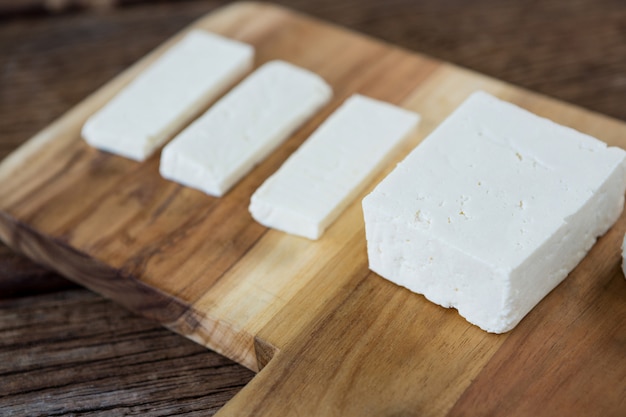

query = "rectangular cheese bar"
[160, 60, 332, 196]
[82, 30, 254, 161]
[362, 91, 626, 333]
[250, 94, 420, 240]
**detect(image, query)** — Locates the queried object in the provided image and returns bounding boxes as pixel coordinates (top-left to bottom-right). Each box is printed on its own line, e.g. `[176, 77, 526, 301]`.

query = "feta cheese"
[250, 94, 420, 240]
[362, 91, 626, 333]
[160, 60, 332, 196]
[82, 30, 254, 161]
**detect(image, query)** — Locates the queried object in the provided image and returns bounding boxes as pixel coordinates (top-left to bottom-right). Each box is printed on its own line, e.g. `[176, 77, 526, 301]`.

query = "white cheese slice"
[160, 60, 332, 197]
[82, 30, 254, 161]
[250, 94, 420, 240]
[362, 91, 626, 333]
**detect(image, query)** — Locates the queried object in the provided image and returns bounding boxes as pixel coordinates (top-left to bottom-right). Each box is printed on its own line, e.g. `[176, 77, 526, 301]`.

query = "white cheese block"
[250, 94, 420, 240]
[82, 30, 254, 161]
[362, 91, 626, 333]
[160, 60, 332, 196]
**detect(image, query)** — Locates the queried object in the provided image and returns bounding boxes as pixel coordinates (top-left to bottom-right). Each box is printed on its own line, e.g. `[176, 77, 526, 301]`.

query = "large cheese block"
[160, 60, 332, 196]
[250, 94, 420, 240]
[82, 30, 253, 161]
[362, 91, 626, 333]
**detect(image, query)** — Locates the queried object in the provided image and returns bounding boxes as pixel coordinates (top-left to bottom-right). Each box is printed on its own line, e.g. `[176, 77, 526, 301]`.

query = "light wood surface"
[1, 3, 625, 416]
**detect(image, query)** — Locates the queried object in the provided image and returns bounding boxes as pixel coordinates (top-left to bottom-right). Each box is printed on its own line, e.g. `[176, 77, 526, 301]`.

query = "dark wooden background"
[1, 0, 625, 415]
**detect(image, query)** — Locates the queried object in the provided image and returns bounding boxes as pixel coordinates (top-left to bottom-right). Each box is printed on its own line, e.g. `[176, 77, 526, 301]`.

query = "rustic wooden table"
[1, 0, 625, 415]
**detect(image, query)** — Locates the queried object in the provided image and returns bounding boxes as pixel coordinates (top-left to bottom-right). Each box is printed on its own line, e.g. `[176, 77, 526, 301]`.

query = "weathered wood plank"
[0, 289, 254, 416]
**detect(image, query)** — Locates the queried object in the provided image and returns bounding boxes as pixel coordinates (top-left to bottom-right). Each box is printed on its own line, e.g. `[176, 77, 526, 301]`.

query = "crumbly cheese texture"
[250, 94, 420, 240]
[82, 30, 254, 161]
[160, 60, 332, 196]
[362, 91, 626, 333]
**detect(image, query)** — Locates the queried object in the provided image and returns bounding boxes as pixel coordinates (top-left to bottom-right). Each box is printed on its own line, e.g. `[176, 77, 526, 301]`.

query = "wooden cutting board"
[1, 3, 624, 416]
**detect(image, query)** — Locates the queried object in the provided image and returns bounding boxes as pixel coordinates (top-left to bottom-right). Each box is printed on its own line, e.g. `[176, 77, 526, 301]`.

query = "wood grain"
[1, 1, 626, 416]
[0, 289, 254, 416]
